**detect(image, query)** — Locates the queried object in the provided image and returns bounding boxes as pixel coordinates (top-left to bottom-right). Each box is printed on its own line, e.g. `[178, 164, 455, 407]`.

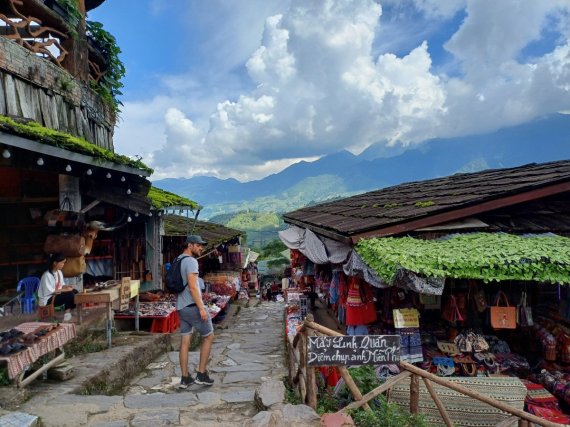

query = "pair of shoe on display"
[178, 370, 214, 389]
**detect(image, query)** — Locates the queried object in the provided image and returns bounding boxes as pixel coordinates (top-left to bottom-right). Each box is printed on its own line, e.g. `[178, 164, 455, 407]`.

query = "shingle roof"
[162, 214, 242, 251]
[283, 160, 570, 242]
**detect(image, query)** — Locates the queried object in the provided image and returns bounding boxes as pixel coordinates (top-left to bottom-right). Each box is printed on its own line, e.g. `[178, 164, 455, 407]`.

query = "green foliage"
[283, 377, 302, 405]
[64, 330, 107, 357]
[54, 0, 82, 34]
[356, 233, 570, 284]
[267, 257, 289, 269]
[414, 200, 435, 208]
[148, 186, 198, 210]
[320, 367, 427, 426]
[0, 368, 10, 386]
[384, 203, 402, 209]
[86, 20, 126, 113]
[350, 396, 429, 427]
[0, 115, 152, 173]
[260, 239, 288, 259]
[226, 211, 282, 231]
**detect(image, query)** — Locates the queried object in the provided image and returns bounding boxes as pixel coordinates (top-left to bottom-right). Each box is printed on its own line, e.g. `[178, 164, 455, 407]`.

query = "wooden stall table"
[74, 279, 140, 347]
[115, 301, 177, 333]
[0, 322, 76, 387]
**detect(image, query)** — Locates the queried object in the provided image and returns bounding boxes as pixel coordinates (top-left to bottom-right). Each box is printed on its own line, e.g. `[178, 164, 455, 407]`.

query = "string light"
[126, 188, 132, 195]
[36, 158, 44, 166]
[157, 211, 162, 216]
[86, 169, 92, 175]
[65, 164, 72, 172]
[149, 212, 153, 217]
[121, 176, 126, 182]
[2, 149, 11, 159]
[106, 172, 111, 179]
[134, 212, 139, 217]
[127, 216, 132, 223]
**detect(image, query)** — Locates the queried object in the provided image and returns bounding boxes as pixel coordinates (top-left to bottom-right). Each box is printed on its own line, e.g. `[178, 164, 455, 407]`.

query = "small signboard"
[119, 277, 131, 311]
[307, 335, 400, 367]
[393, 308, 420, 328]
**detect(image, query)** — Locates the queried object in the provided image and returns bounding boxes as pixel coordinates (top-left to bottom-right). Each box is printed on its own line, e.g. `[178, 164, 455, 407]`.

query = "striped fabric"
[388, 376, 527, 427]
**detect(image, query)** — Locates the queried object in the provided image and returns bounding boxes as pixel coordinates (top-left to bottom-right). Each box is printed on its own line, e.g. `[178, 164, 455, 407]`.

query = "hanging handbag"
[442, 295, 464, 324]
[518, 291, 534, 327]
[490, 291, 517, 329]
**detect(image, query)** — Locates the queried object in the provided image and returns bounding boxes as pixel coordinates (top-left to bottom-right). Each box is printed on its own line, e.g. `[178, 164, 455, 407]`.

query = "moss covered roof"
[356, 232, 570, 285]
[0, 115, 153, 173]
[148, 186, 198, 210]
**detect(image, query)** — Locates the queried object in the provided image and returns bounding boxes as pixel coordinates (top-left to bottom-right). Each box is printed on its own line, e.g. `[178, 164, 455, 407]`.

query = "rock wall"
[0, 37, 115, 151]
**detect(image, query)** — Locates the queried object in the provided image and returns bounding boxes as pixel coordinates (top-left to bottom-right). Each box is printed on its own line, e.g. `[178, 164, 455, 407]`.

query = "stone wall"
[0, 37, 115, 151]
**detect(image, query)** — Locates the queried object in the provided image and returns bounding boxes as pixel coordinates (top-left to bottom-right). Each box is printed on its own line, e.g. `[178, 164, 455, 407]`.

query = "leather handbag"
[490, 291, 517, 329]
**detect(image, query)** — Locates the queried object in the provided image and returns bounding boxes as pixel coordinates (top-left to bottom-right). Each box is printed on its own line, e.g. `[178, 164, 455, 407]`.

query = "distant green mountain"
[156, 113, 570, 219]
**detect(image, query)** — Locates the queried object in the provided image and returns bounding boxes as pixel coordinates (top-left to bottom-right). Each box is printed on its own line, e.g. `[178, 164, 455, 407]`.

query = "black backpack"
[165, 255, 189, 294]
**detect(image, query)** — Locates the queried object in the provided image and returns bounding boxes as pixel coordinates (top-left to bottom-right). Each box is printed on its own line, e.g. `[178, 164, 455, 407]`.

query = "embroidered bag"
[490, 291, 516, 329]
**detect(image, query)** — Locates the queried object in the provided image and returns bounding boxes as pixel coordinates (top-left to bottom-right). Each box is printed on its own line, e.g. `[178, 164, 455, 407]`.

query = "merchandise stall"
[0, 322, 76, 387]
[280, 160, 570, 424]
[153, 214, 245, 324]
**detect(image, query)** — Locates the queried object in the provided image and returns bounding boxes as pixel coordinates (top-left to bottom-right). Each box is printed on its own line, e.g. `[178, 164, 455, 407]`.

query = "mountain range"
[154, 113, 570, 218]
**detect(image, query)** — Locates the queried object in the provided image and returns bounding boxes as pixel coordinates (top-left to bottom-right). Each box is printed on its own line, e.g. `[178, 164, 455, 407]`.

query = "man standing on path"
[177, 235, 215, 389]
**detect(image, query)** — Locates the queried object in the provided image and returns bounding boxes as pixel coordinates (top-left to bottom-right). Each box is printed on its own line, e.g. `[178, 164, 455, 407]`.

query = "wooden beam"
[410, 374, 419, 414]
[423, 378, 453, 427]
[340, 371, 412, 412]
[351, 181, 570, 242]
[338, 366, 371, 411]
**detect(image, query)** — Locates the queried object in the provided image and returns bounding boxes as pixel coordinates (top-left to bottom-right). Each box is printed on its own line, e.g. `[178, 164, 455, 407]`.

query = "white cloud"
[114, 0, 570, 181]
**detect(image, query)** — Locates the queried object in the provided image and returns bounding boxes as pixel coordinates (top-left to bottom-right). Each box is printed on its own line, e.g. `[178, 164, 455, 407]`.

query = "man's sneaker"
[195, 370, 214, 386]
[177, 375, 194, 389]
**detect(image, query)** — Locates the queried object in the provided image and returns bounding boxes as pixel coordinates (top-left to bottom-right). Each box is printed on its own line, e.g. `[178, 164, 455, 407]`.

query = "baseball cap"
[186, 235, 207, 245]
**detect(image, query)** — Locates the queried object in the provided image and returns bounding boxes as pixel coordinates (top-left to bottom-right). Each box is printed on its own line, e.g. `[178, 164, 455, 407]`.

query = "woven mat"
[0, 322, 76, 380]
[388, 376, 526, 427]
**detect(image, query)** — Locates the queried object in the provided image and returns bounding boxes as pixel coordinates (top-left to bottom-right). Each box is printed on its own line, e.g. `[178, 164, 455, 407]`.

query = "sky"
[89, 0, 570, 182]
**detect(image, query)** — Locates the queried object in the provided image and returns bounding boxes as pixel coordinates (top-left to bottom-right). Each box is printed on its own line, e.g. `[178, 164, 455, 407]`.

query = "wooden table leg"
[107, 302, 113, 348]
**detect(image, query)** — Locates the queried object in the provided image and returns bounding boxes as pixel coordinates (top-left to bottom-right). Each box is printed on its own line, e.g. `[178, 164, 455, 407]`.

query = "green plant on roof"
[415, 200, 435, 208]
[384, 203, 402, 209]
[148, 187, 198, 210]
[355, 233, 570, 284]
[53, 0, 82, 36]
[0, 116, 152, 173]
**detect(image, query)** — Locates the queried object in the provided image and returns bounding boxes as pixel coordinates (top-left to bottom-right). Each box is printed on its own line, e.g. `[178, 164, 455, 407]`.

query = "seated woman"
[38, 252, 77, 321]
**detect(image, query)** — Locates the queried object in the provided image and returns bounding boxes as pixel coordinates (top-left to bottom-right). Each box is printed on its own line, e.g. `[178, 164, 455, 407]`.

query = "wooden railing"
[287, 314, 563, 427]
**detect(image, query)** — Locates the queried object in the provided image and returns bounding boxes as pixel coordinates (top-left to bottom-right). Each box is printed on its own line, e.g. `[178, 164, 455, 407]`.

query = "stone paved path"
[13, 300, 286, 427]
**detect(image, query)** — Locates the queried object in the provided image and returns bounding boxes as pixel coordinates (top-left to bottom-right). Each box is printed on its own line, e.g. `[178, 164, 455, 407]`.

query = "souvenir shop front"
[280, 160, 570, 424]
[281, 227, 570, 424]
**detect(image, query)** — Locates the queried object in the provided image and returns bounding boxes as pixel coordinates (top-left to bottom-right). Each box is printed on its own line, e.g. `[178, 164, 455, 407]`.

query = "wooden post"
[338, 366, 372, 411]
[410, 374, 419, 414]
[305, 314, 318, 410]
[423, 378, 453, 427]
[299, 330, 308, 403]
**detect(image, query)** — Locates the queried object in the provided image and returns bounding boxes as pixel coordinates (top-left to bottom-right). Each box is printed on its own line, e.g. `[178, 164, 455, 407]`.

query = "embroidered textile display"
[389, 376, 526, 427]
[0, 322, 76, 380]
